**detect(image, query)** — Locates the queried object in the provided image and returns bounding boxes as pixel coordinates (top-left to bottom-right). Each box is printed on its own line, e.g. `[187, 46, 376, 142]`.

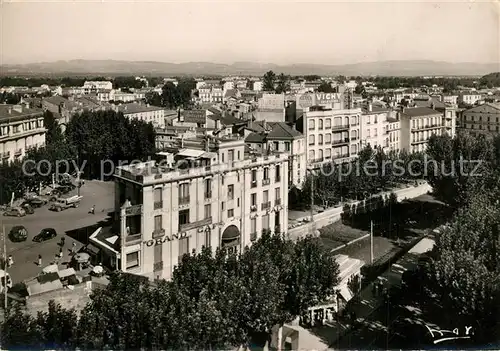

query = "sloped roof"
[266, 122, 303, 140]
[402, 107, 441, 118]
[245, 132, 266, 143]
[224, 89, 238, 98]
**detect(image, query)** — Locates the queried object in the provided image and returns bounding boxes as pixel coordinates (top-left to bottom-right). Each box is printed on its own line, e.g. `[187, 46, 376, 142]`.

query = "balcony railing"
[262, 178, 270, 186]
[179, 196, 190, 205]
[179, 217, 212, 232]
[332, 138, 350, 145]
[152, 229, 165, 238]
[332, 124, 350, 130]
[205, 191, 212, 199]
[351, 137, 358, 141]
[250, 232, 258, 241]
[154, 201, 163, 210]
[125, 233, 142, 245]
[261, 201, 271, 210]
[275, 198, 281, 206]
[14, 149, 22, 155]
[2, 152, 10, 158]
[125, 204, 143, 216]
[251, 180, 257, 188]
[332, 154, 350, 160]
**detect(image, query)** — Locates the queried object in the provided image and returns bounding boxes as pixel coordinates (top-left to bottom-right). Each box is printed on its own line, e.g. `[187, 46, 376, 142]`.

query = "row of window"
[308, 133, 349, 145]
[465, 114, 500, 122]
[466, 124, 500, 131]
[308, 116, 359, 130]
[411, 116, 441, 129]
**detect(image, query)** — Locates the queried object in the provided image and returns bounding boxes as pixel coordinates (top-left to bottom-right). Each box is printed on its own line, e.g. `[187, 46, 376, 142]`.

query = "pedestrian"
[72, 241, 77, 254]
[91, 205, 95, 214]
[38, 254, 42, 266]
[59, 247, 63, 259]
[60, 236, 65, 247]
[7, 255, 13, 267]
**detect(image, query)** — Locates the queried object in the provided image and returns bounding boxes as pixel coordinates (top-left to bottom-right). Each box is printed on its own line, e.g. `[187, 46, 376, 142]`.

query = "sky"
[1, 0, 499, 65]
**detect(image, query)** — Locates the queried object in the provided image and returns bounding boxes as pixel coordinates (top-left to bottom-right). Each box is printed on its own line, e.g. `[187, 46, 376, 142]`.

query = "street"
[1, 181, 114, 284]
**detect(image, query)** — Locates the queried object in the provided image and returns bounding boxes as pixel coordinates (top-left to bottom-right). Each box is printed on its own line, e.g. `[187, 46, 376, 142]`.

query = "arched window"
[309, 135, 315, 145]
[319, 149, 324, 160]
[325, 133, 331, 144]
[308, 119, 315, 130]
[308, 150, 315, 160]
[318, 134, 323, 145]
[319, 119, 324, 129]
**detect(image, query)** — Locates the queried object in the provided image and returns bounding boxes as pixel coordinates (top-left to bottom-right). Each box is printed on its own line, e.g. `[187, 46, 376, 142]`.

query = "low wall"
[287, 182, 432, 241]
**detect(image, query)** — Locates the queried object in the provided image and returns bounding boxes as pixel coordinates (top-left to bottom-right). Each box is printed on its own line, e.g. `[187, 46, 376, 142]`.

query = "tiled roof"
[116, 103, 164, 114]
[266, 122, 303, 140]
[224, 89, 238, 98]
[402, 107, 441, 118]
[0, 105, 43, 121]
[245, 132, 266, 143]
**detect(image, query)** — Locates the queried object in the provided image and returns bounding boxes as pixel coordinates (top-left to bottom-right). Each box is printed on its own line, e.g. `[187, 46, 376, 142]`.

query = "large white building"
[83, 81, 113, 94]
[460, 103, 500, 137]
[0, 105, 46, 162]
[302, 106, 362, 168]
[114, 103, 166, 128]
[359, 104, 391, 150]
[399, 107, 444, 153]
[92, 135, 289, 280]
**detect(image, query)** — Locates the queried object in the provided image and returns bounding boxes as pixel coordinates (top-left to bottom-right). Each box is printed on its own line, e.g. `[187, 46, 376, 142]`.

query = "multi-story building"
[82, 81, 113, 94]
[399, 107, 443, 153]
[360, 104, 390, 150]
[301, 106, 361, 168]
[244, 121, 306, 187]
[105, 135, 288, 280]
[254, 93, 285, 122]
[253, 81, 263, 91]
[197, 85, 223, 104]
[459, 103, 500, 137]
[442, 95, 458, 105]
[0, 105, 46, 162]
[386, 115, 401, 152]
[114, 103, 166, 128]
[459, 93, 482, 106]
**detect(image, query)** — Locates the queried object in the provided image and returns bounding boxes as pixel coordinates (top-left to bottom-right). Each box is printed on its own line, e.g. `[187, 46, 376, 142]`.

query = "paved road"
[1, 181, 114, 284]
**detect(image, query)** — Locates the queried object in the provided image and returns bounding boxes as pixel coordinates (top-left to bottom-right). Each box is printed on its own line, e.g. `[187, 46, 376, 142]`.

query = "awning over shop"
[86, 243, 101, 255]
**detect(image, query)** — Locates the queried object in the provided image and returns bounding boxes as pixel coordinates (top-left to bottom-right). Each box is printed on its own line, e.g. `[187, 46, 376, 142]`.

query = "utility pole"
[370, 220, 374, 264]
[3, 224, 7, 311]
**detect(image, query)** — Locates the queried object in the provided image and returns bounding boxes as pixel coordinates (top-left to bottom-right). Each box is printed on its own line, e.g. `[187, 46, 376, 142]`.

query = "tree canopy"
[0, 232, 340, 350]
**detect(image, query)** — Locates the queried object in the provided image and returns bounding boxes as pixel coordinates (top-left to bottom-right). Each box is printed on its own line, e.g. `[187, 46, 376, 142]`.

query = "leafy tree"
[262, 71, 276, 92]
[275, 73, 290, 94]
[35, 300, 78, 349]
[0, 303, 42, 349]
[317, 82, 335, 93]
[426, 192, 500, 342]
[43, 110, 63, 145]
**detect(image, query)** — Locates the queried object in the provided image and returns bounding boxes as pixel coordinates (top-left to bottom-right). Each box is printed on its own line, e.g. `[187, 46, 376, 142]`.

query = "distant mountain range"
[1, 59, 499, 77]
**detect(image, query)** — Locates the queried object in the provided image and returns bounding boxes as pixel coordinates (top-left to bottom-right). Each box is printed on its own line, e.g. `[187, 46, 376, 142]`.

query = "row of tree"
[262, 71, 291, 94]
[0, 232, 340, 350]
[0, 110, 156, 204]
[145, 78, 196, 109]
[289, 145, 425, 210]
[0, 76, 167, 89]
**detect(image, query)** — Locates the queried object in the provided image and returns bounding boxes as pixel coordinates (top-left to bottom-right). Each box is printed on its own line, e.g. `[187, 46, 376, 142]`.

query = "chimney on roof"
[368, 102, 373, 112]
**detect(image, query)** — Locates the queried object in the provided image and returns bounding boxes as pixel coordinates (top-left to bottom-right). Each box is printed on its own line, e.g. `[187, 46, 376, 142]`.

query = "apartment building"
[399, 107, 443, 153]
[115, 103, 166, 128]
[0, 105, 46, 162]
[360, 104, 390, 150]
[459, 93, 482, 106]
[386, 116, 401, 152]
[108, 135, 288, 280]
[254, 93, 285, 122]
[253, 81, 263, 91]
[460, 103, 500, 137]
[82, 81, 113, 94]
[302, 106, 362, 168]
[197, 85, 224, 104]
[442, 95, 459, 105]
[244, 121, 306, 187]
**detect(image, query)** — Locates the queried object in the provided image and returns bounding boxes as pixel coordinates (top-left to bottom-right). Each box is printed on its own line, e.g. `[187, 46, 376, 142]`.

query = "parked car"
[33, 228, 57, 242]
[22, 203, 34, 215]
[23, 197, 47, 208]
[49, 195, 83, 212]
[3, 207, 26, 217]
[9, 226, 28, 242]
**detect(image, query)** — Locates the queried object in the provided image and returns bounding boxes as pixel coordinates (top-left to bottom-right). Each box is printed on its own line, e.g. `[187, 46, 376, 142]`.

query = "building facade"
[112, 136, 289, 280]
[0, 105, 46, 162]
[399, 107, 443, 153]
[303, 106, 361, 168]
[359, 104, 390, 150]
[115, 103, 166, 128]
[83, 81, 113, 94]
[460, 103, 500, 137]
[459, 93, 482, 106]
